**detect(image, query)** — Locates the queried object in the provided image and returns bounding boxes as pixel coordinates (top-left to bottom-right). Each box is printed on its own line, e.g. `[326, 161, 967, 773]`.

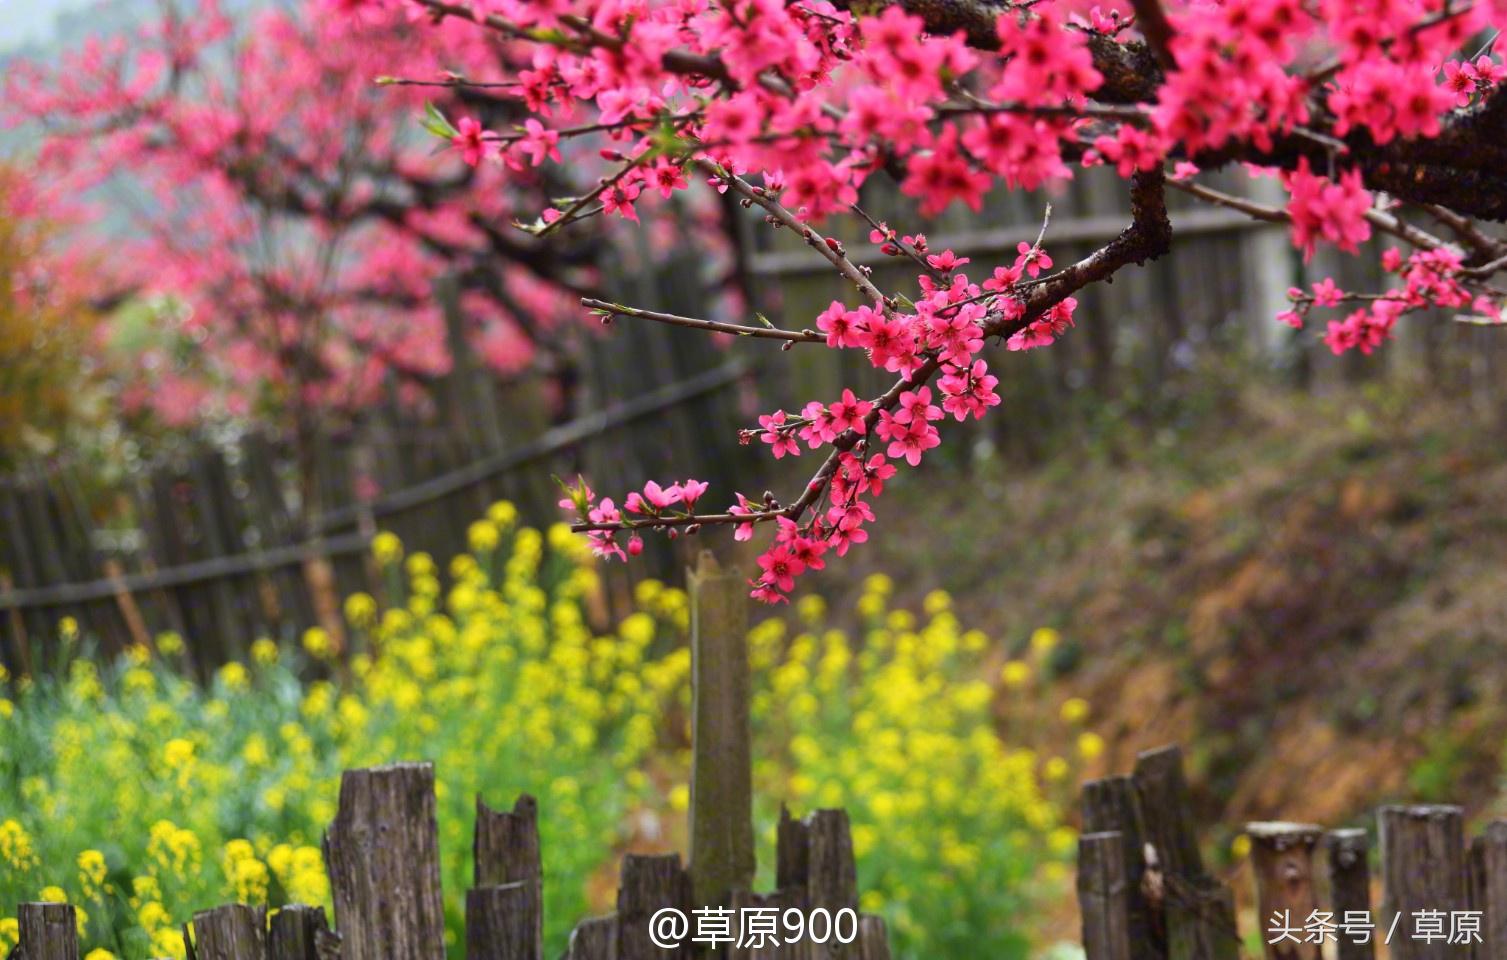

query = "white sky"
[0, 0, 97, 52]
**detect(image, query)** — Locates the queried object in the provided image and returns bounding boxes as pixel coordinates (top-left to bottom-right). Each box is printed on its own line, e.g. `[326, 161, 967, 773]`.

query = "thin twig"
[581, 298, 825, 342]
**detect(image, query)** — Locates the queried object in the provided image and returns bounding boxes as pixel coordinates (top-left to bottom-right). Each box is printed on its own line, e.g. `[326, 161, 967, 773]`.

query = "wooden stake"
[1379, 805, 1466, 960]
[323, 762, 447, 960]
[267, 904, 340, 960]
[1078, 831, 1133, 960]
[617, 854, 690, 960]
[1326, 829, 1375, 960]
[1469, 821, 1507, 960]
[16, 902, 78, 960]
[1132, 746, 1239, 960]
[1246, 822, 1323, 960]
[688, 551, 755, 910]
[189, 904, 266, 960]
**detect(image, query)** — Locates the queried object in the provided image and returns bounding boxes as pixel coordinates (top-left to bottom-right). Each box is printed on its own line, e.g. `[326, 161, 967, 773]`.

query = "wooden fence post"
[688, 551, 755, 910]
[1326, 829, 1374, 960]
[564, 916, 618, 960]
[777, 807, 862, 960]
[188, 904, 266, 960]
[1379, 805, 1467, 960]
[323, 762, 447, 960]
[469, 794, 544, 960]
[15, 902, 78, 960]
[1078, 831, 1132, 960]
[1468, 821, 1507, 960]
[616, 854, 691, 960]
[855, 915, 891, 960]
[1246, 823, 1322, 960]
[0, 570, 34, 676]
[1081, 775, 1161, 960]
[777, 808, 858, 919]
[267, 904, 340, 960]
[1132, 746, 1239, 960]
[467, 883, 541, 960]
[474, 795, 541, 888]
[102, 558, 153, 652]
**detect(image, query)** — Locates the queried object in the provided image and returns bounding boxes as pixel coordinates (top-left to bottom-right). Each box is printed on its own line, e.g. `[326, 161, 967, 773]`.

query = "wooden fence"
[15, 742, 1507, 960]
[8, 767, 888, 960]
[0, 358, 754, 677]
[1076, 746, 1507, 960]
[6, 555, 892, 960]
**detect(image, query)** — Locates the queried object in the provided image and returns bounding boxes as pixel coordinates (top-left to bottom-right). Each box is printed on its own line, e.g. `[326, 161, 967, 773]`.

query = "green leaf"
[420, 101, 459, 140]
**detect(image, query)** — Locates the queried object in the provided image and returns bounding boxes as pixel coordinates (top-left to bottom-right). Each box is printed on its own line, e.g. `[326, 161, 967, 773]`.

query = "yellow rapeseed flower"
[1, 813, 38, 868]
[1077, 731, 1105, 761]
[862, 572, 893, 596]
[217, 662, 249, 692]
[162, 738, 195, 768]
[1030, 626, 1060, 655]
[795, 594, 826, 626]
[468, 519, 501, 554]
[302, 627, 333, 660]
[77, 849, 107, 888]
[1000, 660, 1031, 689]
[251, 637, 278, 665]
[371, 531, 403, 566]
[1060, 697, 1090, 724]
[922, 589, 951, 615]
[486, 500, 518, 530]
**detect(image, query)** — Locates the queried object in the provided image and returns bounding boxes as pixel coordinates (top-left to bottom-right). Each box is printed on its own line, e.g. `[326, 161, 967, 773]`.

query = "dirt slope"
[843, 381, 1507, 850]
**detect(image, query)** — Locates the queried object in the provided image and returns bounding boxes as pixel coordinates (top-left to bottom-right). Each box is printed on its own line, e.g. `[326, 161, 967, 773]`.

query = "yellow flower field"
[0, 504, 1080, 959]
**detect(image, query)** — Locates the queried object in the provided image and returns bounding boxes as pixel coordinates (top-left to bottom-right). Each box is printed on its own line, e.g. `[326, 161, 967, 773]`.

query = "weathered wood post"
[1379, 805, 1467, 960]
[1078, 831, 1132, 960]
[467, 884, 542, 960]
[1246, 823, 1323, 960]
[617, 854, 691, 960]
[267, 904, 340, 960]
[1081, 775, 1161, 960]
[563, 915, 618, 960]
[1468, 821, 1507, 960]
[1133, 747, 1239, 960]
[688, 551, 755, 910]
[188, 904, 266, 960]
[776, 807, 884, 960]
[323, 762, 447, 960]
[15, 902, 78, 960]
[1326, 829, 1375, 960]
[468, 794, 544, 960]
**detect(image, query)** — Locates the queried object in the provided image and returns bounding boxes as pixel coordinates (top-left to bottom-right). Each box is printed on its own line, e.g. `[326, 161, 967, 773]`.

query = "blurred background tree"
[0, 163, 103, 467]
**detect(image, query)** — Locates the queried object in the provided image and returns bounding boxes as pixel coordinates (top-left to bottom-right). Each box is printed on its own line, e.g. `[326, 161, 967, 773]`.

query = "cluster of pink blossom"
[6, 0, 711, 428]
[565, 229, 1023, 599]
[561, 477, 711, 560]
[1280, 246, 1492, 355]
[1283, 159, 1373, 260]
[332, 0, 1507, 599]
